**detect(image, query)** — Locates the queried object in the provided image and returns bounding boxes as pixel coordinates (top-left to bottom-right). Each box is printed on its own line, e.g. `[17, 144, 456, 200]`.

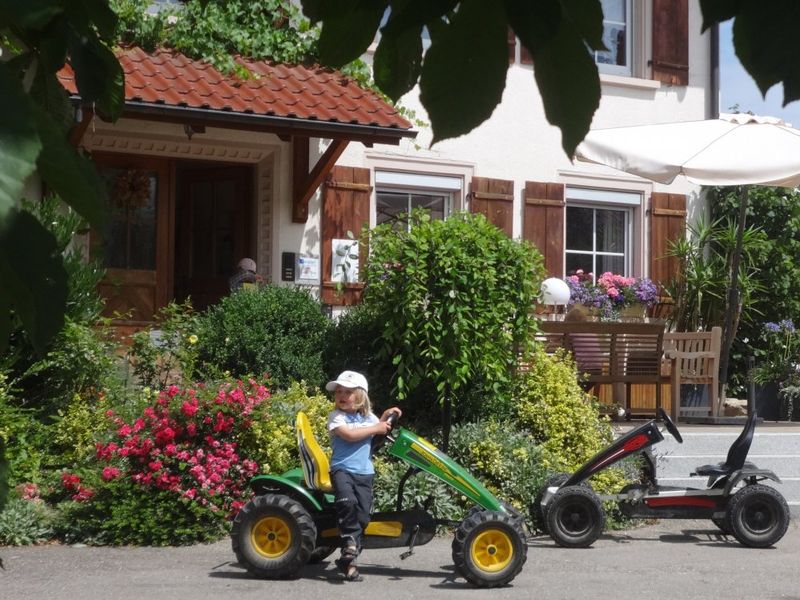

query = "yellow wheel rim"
[470, 528, 513, 573]
[251, 516, 293, 558]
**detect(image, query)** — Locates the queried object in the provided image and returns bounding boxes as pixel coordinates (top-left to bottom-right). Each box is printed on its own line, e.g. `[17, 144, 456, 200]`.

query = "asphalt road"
[1, 520, 798, 600]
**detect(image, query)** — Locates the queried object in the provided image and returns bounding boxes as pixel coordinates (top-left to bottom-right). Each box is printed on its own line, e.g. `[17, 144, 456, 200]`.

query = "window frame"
[594, 0, 634, 77]
[564, 198, 635, 279]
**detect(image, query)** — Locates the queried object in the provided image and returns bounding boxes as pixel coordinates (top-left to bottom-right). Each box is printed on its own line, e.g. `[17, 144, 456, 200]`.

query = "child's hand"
[381, 407, 402, 421]
[374, 420, 393, 435]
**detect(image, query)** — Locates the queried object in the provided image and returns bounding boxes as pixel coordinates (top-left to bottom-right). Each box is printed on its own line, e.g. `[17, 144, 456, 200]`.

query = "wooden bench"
[662, 327, 722, 420]
[536, 320, 677, 418]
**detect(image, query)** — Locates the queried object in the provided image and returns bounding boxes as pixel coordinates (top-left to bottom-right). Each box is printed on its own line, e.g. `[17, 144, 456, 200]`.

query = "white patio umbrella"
[575, 113, 800, 403]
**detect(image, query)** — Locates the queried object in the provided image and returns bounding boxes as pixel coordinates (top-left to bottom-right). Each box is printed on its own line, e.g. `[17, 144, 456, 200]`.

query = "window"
[594, 0, 632, 76]
[374, 171, 460, 230]
[565, 188, 639, 278]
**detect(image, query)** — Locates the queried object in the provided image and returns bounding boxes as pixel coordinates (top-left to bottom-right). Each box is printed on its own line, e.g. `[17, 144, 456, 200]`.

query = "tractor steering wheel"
[657, 408, 683, 444]
[370, 412, 401, 455]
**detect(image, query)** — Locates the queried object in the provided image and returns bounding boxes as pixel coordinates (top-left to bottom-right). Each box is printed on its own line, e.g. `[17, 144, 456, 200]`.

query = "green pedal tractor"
[231, 412, 527, 587]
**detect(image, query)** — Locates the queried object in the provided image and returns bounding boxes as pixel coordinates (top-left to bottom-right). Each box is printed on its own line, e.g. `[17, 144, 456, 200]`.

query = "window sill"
[600, 73, 661, 91]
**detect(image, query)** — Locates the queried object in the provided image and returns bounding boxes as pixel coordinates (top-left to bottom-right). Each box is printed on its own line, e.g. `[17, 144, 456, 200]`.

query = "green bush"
[363, 210, 545, 430]
[0, 497, 54, 545]
[54, 481, 226, 546]
[0, 381, 48, 486]
[513, 347, 627, 497]
[322, 304, 395, 410]
[373, 457, 462, 522]
[448, 420, 549, 517]
[240, 382, 331, 475]
[195, 285, 331, 390]
[127, 301, 200, 389]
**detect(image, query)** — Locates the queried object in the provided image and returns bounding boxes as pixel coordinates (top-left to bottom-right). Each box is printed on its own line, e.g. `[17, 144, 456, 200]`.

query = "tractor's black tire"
[231, 494, 316, 578]
[452, 511, 527, 588]
[531, 472, 570, 534]
[307, 545, 337, 564]
[725, 484, 790, 548]
[711, 516, 732, 535]
[546, 485, 605, 548]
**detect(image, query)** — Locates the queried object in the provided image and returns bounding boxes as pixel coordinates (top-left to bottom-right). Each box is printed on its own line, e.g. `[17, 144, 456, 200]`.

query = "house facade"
[322, 0, 711, 306]
[64, 0, 711, 321]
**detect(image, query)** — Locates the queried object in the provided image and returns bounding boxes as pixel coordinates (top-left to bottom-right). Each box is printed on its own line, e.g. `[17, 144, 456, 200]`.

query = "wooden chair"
[662, 327, 722, 420]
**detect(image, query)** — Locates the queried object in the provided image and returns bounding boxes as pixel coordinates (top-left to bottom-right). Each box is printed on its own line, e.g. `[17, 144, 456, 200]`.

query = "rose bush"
[52, 378, 270, 545]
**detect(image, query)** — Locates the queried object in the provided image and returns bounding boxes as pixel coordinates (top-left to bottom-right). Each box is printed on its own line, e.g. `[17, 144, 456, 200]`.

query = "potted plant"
[565, 270, 658, 320]
[753, 320, 799, 420]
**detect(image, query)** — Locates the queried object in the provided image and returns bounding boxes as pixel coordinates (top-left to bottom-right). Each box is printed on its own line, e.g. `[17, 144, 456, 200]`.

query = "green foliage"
[0, 498, 54, 546]
[0, 437, 7, 512]
[665, 215, 768, 334]
[709, 186, 800, 392]
[1, 1, 120, 352]
[55, 481, 226, 546]
[363, 210, 545, 424]
[0, 375, 48, 485]
[50, 393, 114, 467]
[240, 382, 331, 475]
[195, 285, 330, 390]
[127, 301, 200, 389]
[513, 347, 625, 496]
[373, 457, 462, 522]
[778, 386, 800, 422]
[322, 303, 394, 410]
[447, 420, 549, 518]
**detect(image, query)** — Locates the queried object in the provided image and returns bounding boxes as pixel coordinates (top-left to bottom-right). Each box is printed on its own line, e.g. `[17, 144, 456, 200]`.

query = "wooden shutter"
[649, 192, 686, 288]
[652, 0, 689, 85]
[507, 28, 516, 63]
[321, 166, 371, 306]
[469, 176, 514, 236]
[523, 181, 564, 277]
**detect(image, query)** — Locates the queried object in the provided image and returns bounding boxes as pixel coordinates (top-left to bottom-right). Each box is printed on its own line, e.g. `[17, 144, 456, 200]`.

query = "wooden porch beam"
[292, 137, 349, 223]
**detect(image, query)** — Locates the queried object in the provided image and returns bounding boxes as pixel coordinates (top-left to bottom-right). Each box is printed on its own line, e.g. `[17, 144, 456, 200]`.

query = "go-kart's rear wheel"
[531, 472, 570, 534]
[725, 484, 790, 548]
[231, 494, 316, 578]
[452, 511, 527, 588]
[546, 485, 605, 548]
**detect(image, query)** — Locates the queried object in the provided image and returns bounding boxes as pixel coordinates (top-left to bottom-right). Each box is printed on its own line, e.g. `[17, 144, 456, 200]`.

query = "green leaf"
[699, 0, 740, 32]
[68, 32, 125, 121]
[0, 64, 43, 219]
[374, 21, 423, 101]
[0, 0, 63, 30]
[0, 436, 8, 512]
[0, 209, 68, 354]
[70, 0, 119, 39]
[30, 70, 73, 136]
[420, 0, 509, 144]
[561, 0, 605, 50]
[317, 0, 388, 67]
[520, 7, 600, 156]
[33, 106, 107, 228]
[730, 3, 800, 104]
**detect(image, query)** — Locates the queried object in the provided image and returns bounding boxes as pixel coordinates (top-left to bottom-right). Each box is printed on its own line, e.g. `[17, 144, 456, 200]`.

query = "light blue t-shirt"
[327, 410, 379, 475]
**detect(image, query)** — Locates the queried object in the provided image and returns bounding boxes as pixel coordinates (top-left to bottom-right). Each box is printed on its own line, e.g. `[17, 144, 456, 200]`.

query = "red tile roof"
[58, 46, 414, 140]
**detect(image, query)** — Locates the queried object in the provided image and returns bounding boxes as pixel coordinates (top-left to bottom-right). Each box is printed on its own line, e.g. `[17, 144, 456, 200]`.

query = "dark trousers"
[330, 469, 374, 551]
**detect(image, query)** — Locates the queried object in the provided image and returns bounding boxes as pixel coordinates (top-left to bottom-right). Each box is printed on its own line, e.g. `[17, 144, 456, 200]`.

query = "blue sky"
[719, 21, 800, 126]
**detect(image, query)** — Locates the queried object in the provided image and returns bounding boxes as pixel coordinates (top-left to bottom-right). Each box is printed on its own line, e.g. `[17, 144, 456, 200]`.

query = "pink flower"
[72, 487, 94, 503]
[181, 400, 198, 417]
[102, 466, 121, 481]
[148, 460, 163, 472]
[118, 424, 132, 437]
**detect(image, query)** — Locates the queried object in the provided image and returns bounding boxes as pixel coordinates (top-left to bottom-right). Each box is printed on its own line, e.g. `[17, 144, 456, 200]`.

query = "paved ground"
[1, 520, 798, 600]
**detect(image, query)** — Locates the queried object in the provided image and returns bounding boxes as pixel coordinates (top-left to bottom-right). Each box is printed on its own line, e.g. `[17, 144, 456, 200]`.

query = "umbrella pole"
[718, 185, 749, 410]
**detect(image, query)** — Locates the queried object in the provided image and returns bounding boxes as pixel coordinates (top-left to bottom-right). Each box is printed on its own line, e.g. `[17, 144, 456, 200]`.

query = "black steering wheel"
[370, 412, 401, 455]
[657, 408, 683, 444]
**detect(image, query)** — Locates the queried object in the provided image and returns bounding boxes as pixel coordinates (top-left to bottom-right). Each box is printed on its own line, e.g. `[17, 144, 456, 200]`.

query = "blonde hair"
[352, 388, 372, 417]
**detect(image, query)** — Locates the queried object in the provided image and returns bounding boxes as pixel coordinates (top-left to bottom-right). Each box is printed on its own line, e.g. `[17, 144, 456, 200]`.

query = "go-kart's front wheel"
[231, 494, 316, 578]
[452, 511, 527, 588]
[546, 485, 605, 548]
[725, 484, 790, 548]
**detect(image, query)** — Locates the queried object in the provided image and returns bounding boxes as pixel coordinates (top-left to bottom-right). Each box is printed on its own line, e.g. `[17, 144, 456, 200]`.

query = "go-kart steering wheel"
[370, 411, 400, 455]
[657, 408, 683, 443]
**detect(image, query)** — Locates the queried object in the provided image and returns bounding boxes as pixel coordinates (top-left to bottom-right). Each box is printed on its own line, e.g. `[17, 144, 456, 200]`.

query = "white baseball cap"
[325, 370, 368, 393]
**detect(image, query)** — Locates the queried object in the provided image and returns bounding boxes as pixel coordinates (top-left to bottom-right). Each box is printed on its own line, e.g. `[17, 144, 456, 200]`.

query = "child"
[325, 370, 401, 582]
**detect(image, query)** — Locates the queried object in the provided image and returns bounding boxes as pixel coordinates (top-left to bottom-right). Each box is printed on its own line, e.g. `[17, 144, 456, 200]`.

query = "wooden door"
[174, 165, 252, 310]
[94, 154, 171, 324]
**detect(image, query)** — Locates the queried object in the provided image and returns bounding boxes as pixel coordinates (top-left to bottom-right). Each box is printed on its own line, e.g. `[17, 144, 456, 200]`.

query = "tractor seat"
[296, 411, 333, 492]
[693, 411, 758, 478]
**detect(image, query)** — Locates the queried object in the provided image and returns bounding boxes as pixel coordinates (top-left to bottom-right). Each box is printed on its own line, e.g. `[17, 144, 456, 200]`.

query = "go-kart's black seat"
[694, 411, 758, 477]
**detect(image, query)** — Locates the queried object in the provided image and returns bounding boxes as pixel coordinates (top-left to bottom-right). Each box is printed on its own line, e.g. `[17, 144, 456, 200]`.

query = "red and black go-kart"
[535, 408, 791, 548]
